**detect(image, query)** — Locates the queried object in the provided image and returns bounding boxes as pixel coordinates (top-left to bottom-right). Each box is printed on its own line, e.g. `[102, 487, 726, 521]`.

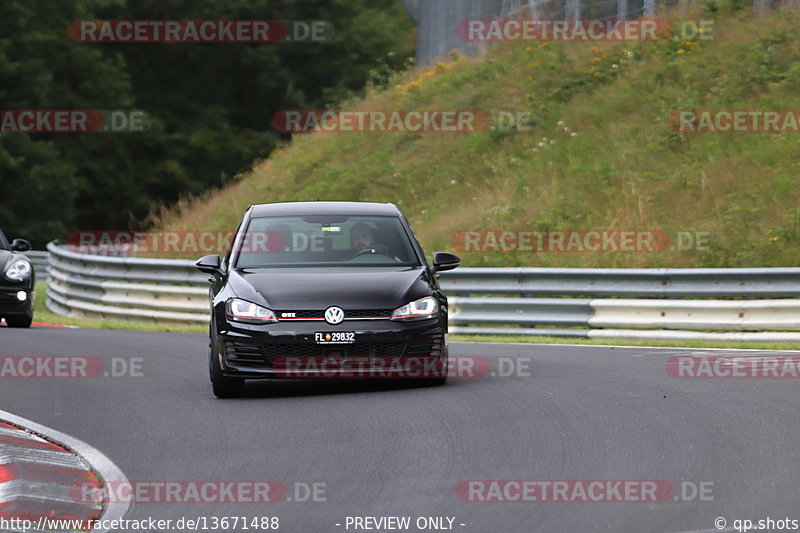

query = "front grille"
[276, 310, 323, 320]
[345, 309, 394, 319]
[275, 309, 393, 321]
[225, 341, 410, 366]
[261, 343, 407, 360]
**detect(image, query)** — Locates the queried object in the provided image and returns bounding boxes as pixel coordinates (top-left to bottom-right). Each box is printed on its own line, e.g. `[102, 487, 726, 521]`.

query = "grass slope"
[157, 7, 800, 269]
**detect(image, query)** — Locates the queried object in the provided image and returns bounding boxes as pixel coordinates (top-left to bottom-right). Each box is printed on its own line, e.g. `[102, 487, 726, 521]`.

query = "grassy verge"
[32, 282, 207, 333]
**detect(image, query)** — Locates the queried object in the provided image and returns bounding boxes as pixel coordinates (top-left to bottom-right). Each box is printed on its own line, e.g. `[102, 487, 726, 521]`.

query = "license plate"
[315, 332, 355, 344]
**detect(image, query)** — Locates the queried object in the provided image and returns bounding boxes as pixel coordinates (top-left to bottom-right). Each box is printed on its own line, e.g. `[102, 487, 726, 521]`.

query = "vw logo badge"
[324, 306, 345, 325]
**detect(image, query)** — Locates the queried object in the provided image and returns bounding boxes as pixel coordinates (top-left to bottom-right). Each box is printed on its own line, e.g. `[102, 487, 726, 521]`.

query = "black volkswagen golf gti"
[196, 202, 460, 397]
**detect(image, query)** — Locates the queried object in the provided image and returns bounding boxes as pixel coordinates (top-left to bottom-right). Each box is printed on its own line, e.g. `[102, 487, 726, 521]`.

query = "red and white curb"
[0, 410, 129, 532]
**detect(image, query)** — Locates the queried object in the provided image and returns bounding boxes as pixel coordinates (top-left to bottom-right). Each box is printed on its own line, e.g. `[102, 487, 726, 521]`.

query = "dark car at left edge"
[0, 229, 35, 328]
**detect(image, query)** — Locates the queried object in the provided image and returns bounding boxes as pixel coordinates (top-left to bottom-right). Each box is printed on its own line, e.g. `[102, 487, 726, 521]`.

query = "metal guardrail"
[442, 268, 800, 340]
[42, 243, 800, 341]
[22, 251, 49, 276]
[45, 242, 209, 323]
[438, 267, 800, 298]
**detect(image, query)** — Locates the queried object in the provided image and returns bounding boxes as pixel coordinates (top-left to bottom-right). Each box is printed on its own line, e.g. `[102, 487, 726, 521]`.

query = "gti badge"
[324, 306, 345, 325]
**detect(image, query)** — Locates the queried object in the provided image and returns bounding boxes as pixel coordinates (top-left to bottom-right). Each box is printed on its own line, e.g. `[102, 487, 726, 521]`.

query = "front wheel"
[209, 323, 244, 398]
[418, 351, 448, 386]
[434, 348, 449, 385]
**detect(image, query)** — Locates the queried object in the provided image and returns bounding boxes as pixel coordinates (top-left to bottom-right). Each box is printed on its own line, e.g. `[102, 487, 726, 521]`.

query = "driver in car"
[349, 222, 401, 261]
[350, 222, 375, 252]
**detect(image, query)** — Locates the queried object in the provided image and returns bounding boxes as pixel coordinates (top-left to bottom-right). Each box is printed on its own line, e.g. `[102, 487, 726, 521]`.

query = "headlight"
[4, 259, 31, 281]
[226, 298, 277, 324]
[391, 296, 439, 321]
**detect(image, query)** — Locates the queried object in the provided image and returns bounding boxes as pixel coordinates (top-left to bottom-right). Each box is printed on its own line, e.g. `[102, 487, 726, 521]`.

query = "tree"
[0, 0, 415, 247]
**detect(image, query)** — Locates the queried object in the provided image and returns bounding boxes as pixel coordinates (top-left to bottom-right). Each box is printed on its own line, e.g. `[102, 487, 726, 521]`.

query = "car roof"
[249, 202, 401, 217]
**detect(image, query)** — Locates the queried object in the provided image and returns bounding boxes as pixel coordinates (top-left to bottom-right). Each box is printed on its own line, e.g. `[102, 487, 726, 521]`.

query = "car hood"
[228, 266, 434, 311]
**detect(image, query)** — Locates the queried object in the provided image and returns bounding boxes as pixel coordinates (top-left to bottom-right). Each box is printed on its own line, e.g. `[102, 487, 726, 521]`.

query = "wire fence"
[404, 0, 793, 64]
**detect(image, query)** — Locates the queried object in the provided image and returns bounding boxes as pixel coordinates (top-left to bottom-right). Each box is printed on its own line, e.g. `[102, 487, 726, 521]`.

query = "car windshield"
[234, 215, 421, 268]
[0, 230, 9, 251]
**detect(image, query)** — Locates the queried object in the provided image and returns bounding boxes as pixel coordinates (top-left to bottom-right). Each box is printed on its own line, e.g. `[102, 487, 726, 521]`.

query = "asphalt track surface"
[1, 326, 799, 533]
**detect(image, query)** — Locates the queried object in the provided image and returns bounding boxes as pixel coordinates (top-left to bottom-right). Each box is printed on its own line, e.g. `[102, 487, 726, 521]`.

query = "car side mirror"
[196, 254, 223, 275]
[432, 251, 460, 273]
[10, 239, 31, 252]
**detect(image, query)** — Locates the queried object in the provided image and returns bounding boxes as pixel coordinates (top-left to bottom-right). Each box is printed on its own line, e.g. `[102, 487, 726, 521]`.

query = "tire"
[436, 347, 449, 384]
[421, 350, 448, 386]
[428, 375, 448, 386]
[5, 314, 33, 328]
[209, 322, 244, 398]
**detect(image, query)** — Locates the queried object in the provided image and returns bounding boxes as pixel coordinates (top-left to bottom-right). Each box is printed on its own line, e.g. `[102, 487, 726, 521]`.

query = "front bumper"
[214, 318, 446, 379]
[0, 284, 34, 320]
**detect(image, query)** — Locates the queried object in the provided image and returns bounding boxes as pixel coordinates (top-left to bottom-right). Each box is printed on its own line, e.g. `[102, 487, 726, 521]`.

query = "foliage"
[0, 0, 414, 246]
